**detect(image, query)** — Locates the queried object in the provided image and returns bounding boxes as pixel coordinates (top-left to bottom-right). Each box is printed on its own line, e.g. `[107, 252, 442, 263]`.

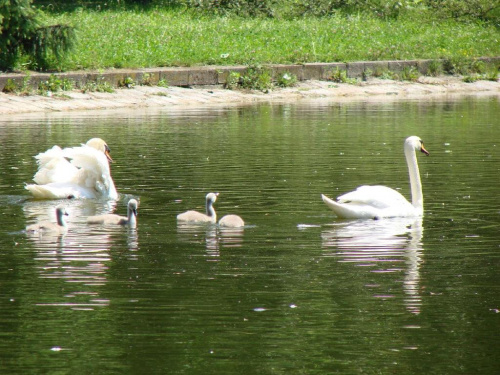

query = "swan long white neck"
[405, 145, 423, 214]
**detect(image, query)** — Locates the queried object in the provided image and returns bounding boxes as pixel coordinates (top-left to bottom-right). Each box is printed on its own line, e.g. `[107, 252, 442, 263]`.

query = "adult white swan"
[321, 136, 429, 219]
[25, 138, 118, 200]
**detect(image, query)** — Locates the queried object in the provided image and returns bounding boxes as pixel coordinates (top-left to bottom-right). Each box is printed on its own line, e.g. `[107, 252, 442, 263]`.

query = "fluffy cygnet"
[219, 214, 245, 228]
[26, 206, 69, 235]
[177, 192, 219, 223]
[87, 199, 138, 227]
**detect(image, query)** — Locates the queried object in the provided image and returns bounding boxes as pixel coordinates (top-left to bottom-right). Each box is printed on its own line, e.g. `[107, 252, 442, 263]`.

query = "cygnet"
[219, 214, 244, 228]
[177, 192, 219, 223]
[26, 206, 69, 235]
[87, 199, 138, 228]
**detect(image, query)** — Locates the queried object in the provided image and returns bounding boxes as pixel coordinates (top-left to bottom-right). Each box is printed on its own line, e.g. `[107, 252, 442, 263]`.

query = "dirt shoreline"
[1, 76, 499, 116]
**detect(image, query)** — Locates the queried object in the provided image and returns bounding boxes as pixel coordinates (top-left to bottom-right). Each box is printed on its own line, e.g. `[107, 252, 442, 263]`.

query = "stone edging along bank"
[1, 57, 499, 91]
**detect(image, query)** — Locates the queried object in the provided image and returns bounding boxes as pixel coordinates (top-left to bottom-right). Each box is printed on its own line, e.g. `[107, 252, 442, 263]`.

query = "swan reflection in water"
[23, 199, 139, 310]
[321, 217, 423, 314]
[177, 222, 245, 259]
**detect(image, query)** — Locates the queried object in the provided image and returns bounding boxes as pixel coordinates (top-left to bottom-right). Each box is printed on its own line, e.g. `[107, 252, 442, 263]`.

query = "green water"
[0, 97, 499, 374]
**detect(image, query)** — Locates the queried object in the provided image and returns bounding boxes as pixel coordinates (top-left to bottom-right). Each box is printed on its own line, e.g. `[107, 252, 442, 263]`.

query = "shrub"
[2, 79, 17, 93]
[0, 0, 75, 71]
[485, 66, 499, 81]
[38, 74, 74, 95]
[327, 68, 357, 84]
[276, 72, 297, 87]
[240, 65, 273, 91]
[80, 77, 115, 93]
[287, 0, 425, 18]
[428, 60, 443, 76]
[157, 78, 169, 87]
[375, 69, 398, 80]
[443, 57, 486, 76]
[224, 71, 241, 90]
[140, 73, 154, 86]
[2, 74, 35, 95]
[425, 0, 500, 22]
[119, 76, 136, 88]
[400, 66, 420, 81]
[462, 74, 481, 83]
[187, 0, 276, 17]
[362, 68, 373, 81]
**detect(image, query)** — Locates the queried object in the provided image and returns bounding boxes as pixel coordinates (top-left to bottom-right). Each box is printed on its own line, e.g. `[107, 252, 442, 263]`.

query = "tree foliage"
[287, 0, 500, 20]
[0, 0, 75, 71]
[30, 0, 500, 22]
[187, 0, 276, 17]
[426, 0, 500, 21]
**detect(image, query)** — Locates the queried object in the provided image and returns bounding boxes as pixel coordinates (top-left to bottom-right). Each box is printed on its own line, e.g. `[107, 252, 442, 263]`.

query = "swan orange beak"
[104, 145, 113, 163]
[420, 144, 429, 156]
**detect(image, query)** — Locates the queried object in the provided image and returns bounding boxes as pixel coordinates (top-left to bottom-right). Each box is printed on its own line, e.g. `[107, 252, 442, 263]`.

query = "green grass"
[41, 8, 500, 72]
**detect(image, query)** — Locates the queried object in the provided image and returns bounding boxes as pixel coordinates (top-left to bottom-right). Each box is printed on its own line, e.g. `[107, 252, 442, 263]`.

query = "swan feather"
[33, 146, 78, 185]
[337, 185, 411, 209]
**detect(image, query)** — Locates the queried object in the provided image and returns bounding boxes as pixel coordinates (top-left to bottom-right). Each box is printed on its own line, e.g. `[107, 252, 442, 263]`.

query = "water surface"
[0, 96, 499, 374]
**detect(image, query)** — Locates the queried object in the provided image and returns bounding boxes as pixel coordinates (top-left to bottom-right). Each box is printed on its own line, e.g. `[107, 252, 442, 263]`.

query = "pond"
[0, 96, 499, 374]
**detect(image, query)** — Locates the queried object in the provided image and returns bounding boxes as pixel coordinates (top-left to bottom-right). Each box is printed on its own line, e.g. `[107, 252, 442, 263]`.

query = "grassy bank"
[40, 7, 500, 71]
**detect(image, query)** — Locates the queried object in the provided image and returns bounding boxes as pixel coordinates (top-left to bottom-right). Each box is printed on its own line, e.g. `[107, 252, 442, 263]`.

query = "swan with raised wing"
[322, 136, 429, 219]
[25, 138, 118, 200]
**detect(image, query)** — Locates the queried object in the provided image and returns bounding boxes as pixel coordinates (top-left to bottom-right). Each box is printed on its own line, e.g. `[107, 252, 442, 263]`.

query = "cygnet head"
[405, 136, 429, 156]
[206, 192, 219, 204]
[205, 192, 219, 220]
[126, 199, 139, 228]
[56, 206, 69, 226]
[86, 138, 113, 162]
[128, 199, 139, 217]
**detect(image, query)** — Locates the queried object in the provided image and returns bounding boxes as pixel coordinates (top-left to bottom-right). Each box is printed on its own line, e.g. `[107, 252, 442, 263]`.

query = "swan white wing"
[32, 146, 78, 185]
[337, 185, 410, 209]
[322, 194, 381, 219]
[63, 145, 118, 200]
[26, 182, 98, 199]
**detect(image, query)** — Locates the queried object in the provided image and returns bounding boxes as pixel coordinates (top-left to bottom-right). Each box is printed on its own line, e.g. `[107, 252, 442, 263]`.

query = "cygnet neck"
[56, 209, 68, 227]
[206, 199, 216, 221]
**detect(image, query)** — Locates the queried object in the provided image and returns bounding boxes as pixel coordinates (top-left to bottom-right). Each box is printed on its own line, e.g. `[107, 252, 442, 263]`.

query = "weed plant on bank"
[32, 3, 500, 72]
